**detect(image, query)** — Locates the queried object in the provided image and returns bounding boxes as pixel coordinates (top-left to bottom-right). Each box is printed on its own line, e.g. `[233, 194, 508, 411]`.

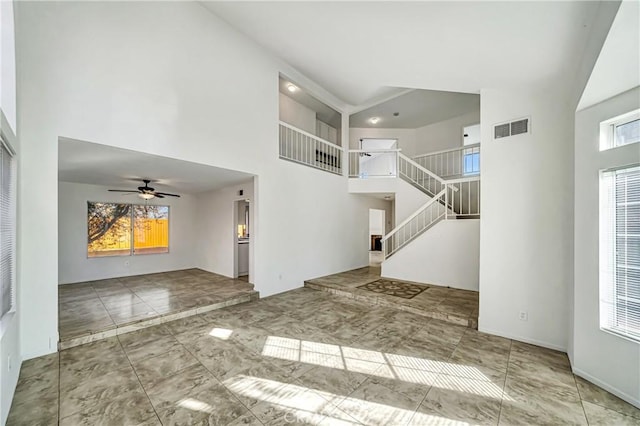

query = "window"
[87, 202, 169, 257]
[600, 110, 640, 151]
[463, 150, 480, 175]
[600, 165, 640, 341]
[1, 138, 16, 319]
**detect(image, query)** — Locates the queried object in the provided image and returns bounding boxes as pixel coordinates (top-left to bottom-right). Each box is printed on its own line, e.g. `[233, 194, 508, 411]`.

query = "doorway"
[369, 208, 385, 267]
[234, 199, 250, 280]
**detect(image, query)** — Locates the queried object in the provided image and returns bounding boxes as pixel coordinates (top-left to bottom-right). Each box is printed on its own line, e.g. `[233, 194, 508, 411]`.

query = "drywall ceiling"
[350, 89, 479, 129]
[578, 0, 639, 110]
[279, 76, 341, 128]
[203, 1, 602, 107]
[58, 138, 253, 194]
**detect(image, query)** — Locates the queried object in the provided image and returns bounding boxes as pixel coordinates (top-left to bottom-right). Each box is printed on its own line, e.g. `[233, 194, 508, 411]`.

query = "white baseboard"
[477, 326, 567, 352]
[572, 367, 640, 409]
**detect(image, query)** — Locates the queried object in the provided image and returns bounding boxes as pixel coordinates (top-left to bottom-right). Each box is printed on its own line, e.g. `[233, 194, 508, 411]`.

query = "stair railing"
[413, 143, 480, 179]
[382, 188, 448, 258]
[398, 153, 458, 198]
[348, 149, 401, 178]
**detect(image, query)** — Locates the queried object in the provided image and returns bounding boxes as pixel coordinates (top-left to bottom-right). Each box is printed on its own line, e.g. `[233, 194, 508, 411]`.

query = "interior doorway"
[369, 208, 385, 267]
[234, 199, 250, 280]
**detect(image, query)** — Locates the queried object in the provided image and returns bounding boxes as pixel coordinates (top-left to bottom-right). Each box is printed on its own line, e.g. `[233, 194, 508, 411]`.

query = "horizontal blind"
[1, 141, 15, 318]
[601, 166, 640, 341]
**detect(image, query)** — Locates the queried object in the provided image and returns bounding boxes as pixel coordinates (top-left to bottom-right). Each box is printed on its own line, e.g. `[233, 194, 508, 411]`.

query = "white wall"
[14, 1, 389, 360]
[383, 219, 480, 291]
[58, 182, 198, 284]
[414, 110, 480, 155]
[279, 92, 316, 134]
[195, 179, 255, 279]
[0, 1, 20, 423]
[479, 85, 574, 351]
[574, 87, 640, 407]
[394, 179, 430, 226]
[369, 209, 384, 236]
[0, 0, 17, 132]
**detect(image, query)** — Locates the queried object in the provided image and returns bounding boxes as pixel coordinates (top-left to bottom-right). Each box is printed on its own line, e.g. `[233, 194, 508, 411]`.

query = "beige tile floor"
[9, 287, 639, 425]
[306, 267, 479, 329]
[59, 269, 258, 346]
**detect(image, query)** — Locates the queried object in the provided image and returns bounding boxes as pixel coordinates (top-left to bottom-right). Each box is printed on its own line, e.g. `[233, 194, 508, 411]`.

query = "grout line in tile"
[496, 338, 514, 425]
[115, 334, 164, 426]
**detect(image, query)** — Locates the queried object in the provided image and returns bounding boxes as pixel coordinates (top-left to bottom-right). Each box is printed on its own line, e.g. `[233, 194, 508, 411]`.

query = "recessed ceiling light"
[369, 117, 380, 124]
[287, 84, 298, 93]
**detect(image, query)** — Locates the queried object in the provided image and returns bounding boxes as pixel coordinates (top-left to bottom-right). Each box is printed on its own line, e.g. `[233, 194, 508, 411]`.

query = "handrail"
[398, 153, 445, 184]
[279, 121, 342, 150]
[444, 175, 481, 184]
[399, 153, 458, 192]
[349, 149, 402, 153]
[413, 143, 481, 159]
[382, 188, 447, 242]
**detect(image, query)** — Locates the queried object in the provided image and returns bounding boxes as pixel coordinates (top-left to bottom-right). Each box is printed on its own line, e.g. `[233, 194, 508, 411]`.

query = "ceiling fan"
[108, 179, 180, 200]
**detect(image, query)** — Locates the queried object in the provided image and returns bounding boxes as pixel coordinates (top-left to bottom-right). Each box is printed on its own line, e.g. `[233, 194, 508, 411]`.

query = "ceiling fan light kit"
[108, 179, 181, 200]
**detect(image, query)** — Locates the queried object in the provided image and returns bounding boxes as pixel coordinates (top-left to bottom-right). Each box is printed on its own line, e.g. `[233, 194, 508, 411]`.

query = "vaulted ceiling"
[204, 1, 604, 107]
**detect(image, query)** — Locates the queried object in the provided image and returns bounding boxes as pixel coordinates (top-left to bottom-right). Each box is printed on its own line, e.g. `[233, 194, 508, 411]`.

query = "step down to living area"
[305, 267, 478, 329]
[58, 268, 259, 350]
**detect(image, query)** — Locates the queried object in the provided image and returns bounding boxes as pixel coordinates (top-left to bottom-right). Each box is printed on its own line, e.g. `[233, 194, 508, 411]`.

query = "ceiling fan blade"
[108, 189, 139, 193]
[154, 192, 180, 197]
[153, 194, 165, 198]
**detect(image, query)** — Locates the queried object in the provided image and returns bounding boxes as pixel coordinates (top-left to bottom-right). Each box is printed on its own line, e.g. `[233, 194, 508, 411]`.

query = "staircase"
[384, 151, 480, 258]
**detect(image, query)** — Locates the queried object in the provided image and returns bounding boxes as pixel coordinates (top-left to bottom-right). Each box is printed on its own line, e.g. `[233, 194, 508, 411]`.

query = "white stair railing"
[383, 188, 448, 258]
[398, 153, 456, 198]
[413, 143, 480, 178]
[445, 176, 481, 218]
[279, 121, 342, 175]
[383, 176, 481, 258]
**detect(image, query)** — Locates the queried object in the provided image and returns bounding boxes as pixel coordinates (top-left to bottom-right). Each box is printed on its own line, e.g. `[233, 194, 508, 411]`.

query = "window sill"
[600, 326, 640, 345]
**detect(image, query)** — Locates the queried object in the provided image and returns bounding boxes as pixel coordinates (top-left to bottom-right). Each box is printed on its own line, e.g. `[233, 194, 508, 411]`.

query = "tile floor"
[9, 287, 639, 425]
[59, 269, 258, 348]
[306, 267, 479, 328]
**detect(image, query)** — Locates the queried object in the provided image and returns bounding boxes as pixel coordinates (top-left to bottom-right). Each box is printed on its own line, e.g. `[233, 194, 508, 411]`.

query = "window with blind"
[1, 139, 16, 319]
[600, 165, 640, 341]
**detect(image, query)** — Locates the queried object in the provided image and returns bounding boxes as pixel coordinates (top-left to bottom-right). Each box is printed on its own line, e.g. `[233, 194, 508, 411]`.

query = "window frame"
[600, 109, 640, 151]
[599, 164, 640, 343]
[0, 134, 17, 326]
[87, 201, 171, 258]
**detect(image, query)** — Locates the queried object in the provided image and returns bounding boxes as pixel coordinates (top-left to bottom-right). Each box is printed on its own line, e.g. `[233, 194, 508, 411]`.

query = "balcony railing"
[279, 121, 342, 175]
[348, 149, 400, 178]
[413, 143, 480, 178]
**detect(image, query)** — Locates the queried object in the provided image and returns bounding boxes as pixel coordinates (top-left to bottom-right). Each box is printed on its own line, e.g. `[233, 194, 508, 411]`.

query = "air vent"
[494, 123, 510, 139]
[493, 117, 530, 140]
[511, 119, 529, 136]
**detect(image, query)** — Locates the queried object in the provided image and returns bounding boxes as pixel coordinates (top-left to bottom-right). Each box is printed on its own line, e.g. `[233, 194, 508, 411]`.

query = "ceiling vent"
[494, 117, 530, 140]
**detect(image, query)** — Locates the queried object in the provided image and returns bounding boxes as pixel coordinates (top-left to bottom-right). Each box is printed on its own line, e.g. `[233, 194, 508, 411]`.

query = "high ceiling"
[350, 89, 479, 129]
[58, 138, 253, 194]
[203, 1, 602, 107]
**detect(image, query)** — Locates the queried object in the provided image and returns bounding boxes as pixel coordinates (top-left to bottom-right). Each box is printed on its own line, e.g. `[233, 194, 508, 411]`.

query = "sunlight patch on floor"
[260, 335, 511, 401]
[209, 327, 233, 340]
[224, 375, 474, 426]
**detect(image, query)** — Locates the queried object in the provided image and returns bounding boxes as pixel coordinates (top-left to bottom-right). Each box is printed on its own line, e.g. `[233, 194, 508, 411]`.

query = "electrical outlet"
[7, 355, 11, 371]
[519, 311, 528, 321]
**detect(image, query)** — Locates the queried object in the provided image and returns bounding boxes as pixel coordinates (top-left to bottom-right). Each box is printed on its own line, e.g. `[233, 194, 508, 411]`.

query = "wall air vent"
[493, 117, 530, 140]
[494, 123, 510, 139]
[510, 118, 529, 136]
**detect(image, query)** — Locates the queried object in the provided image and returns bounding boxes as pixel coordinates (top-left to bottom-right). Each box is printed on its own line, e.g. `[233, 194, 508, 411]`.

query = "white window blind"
[1, 139, 16, 319]
[600, 165, 640, 341]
